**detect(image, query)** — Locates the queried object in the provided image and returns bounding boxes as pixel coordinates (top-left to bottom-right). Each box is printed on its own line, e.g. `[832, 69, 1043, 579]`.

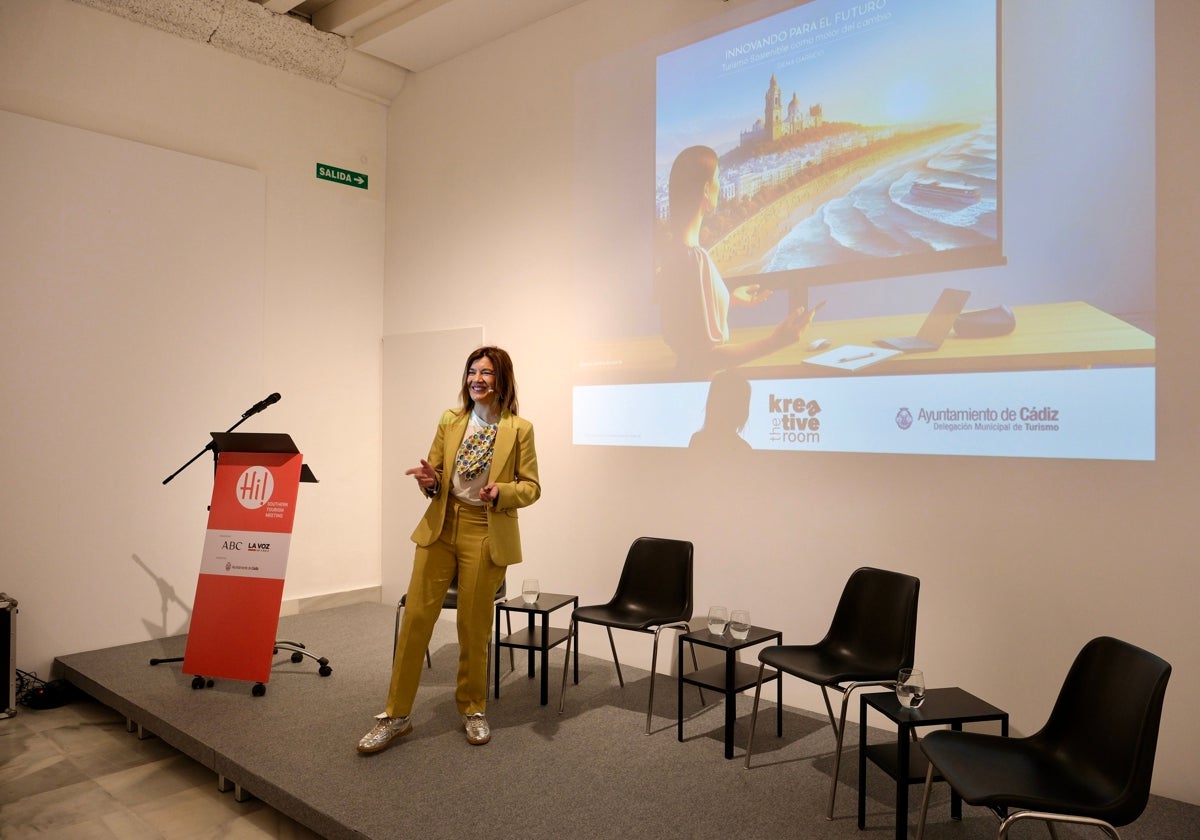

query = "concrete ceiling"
[267, 0, 588, 73]
[72, 0, 588, 102]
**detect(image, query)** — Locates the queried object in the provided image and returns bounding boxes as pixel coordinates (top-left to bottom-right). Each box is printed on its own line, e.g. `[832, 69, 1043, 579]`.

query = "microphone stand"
[153, 394, 330, 692]
[162, 402, 268, 485]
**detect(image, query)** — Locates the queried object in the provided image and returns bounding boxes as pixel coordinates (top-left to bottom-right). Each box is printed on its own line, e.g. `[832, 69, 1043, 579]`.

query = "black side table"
[677, 625, 783, 759]
[858, 687, 1008, 840]
[494, 593, 578, 705]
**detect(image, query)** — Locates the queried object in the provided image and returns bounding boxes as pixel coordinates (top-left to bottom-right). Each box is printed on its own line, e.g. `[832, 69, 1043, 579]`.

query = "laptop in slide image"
[874, 288, 971, 352]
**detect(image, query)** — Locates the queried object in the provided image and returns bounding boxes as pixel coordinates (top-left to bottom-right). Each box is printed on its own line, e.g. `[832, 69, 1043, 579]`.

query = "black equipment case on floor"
[1, 593, 15, 718]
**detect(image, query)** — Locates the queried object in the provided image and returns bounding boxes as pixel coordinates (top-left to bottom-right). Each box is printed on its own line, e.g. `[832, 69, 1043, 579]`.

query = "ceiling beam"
[255, 0, 305, 13]
[72, 0, 407, 102]
[313, 0, 450, 38]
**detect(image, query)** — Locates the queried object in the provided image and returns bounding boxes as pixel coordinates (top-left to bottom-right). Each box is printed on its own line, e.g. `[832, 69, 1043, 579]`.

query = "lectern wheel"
[290, 652, 303, 663]
[319, 665, 333, 677]
[252, 683, 266, 697]
[191, 676, 206, 690]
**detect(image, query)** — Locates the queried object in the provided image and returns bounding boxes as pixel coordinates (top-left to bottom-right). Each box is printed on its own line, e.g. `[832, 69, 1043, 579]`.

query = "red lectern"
[181, 433, 320, 693]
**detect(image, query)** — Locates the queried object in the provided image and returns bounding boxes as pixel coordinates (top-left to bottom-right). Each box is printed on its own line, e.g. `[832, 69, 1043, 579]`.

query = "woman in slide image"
[688, 367, 753, 454]
[657, 145, 816, 376]
[357, 346, 541, 752]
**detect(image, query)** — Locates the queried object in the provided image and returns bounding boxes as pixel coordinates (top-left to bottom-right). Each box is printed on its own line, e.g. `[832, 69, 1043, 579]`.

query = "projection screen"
[572, 0, 1155, 461]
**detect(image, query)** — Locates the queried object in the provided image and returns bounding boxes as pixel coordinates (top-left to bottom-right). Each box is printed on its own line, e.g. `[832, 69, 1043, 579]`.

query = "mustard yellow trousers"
[385, 498, 506, 718]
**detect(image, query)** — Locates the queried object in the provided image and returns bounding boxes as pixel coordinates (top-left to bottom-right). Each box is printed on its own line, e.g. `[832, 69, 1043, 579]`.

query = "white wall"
[0, 0, 386, 675]
[383, 0, 1200, 804]
[0, 0, 1195, 809]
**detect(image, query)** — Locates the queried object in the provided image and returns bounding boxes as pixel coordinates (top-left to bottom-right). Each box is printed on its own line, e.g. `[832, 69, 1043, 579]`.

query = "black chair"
[744, 566, 920, 820]
[394, 575, 512, 673]
[557, 536, 700, 734]
[915, 636, 1172, 840]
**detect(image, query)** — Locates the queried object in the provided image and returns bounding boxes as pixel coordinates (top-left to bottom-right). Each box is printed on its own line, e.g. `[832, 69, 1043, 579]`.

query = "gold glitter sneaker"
[463, 712, 491, 745]
[357, 713, 412, 754]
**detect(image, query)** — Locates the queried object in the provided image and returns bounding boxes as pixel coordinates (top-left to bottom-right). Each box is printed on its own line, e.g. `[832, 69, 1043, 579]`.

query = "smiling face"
[466, 355, 497, 406]
[458, 346, 518, 417]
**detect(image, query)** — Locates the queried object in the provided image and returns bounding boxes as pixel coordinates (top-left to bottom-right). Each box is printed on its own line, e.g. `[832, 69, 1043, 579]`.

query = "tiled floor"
[0, 697, 322, 839]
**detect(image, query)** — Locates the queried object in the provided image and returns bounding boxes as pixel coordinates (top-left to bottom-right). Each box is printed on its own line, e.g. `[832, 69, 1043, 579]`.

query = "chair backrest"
[402, 575, 506, 609]
[606, 537, 694, 626]
[1034, 636, 1171, 826]
[442, 575, 507, 609]
[822, 567, 920, 674]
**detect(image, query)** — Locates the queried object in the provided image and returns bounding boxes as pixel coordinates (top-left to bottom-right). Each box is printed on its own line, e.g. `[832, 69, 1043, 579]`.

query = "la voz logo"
[219, 539, 271, 552]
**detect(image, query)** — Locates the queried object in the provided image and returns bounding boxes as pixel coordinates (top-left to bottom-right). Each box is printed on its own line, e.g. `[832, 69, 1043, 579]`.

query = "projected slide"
[572, 0, 1156, 461]
[655, 0, 1001, 290]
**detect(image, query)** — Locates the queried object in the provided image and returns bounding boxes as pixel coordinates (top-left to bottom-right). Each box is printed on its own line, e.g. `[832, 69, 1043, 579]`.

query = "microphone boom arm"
[162, 393, 281, 485]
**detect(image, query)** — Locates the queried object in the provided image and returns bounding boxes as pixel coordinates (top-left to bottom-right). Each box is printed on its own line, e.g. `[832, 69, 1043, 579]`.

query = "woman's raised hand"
[769, 306, 815, 349]
[404, 458, 438, 489]
[731, 284, 773, 306]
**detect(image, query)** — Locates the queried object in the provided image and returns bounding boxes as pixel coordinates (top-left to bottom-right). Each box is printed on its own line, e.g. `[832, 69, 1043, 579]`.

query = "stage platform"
[55, 601, 746, 840]
[53, 602, 1198, 840]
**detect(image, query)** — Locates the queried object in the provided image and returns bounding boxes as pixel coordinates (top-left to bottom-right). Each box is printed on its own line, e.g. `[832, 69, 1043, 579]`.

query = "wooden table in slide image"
[858, 687, 1008, 840]
[677, 625, 782, 759]
[576, 301, 1155, 383]
[494, 593, 578, 705]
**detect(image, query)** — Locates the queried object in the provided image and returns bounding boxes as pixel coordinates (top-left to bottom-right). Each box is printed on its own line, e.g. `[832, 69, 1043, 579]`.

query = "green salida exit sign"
[316, 163, 368, 190]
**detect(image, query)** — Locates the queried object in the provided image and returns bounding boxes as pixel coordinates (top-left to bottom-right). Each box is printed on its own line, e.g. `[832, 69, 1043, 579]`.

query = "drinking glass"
[729, 609, 751, 640]
[896, 667, 926, 709]
[707, 605, 729, 635]
[521, 578, 539, 605]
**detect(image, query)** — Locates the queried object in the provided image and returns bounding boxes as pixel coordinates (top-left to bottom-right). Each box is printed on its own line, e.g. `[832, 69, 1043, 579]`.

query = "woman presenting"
[657, 144, 816, 376]
[358, 346, 541, 752]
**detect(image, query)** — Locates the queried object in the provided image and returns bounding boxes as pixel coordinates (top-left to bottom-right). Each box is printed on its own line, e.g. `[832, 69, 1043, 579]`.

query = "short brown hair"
[458, 345, 519, 415]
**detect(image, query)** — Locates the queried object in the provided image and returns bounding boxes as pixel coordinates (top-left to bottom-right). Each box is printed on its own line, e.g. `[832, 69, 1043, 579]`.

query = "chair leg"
[645, 622, 689, 735]
[819, 684, 840, 736]
[393, 602, 401, 663]
[743, 663, 767, 769]
[915, 762, 936, 840]
[606, 627, 624, 686]
[998, 812, 1120, 840]
[505, 610, 514, 671]
[645, 626, 663, 734]
[825, 679, 895, 820]
[557, 617, 575, 715]
[558, 620, 695, 732]
[826, 686, 851, 820]
[687, 640, 706, 707]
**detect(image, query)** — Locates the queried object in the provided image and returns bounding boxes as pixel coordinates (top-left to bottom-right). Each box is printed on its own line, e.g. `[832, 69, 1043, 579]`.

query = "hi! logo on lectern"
[236, 466, 275, 510]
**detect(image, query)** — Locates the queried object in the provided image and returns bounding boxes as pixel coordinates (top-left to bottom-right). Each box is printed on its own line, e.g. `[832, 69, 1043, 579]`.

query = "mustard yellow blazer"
[409, 409, 541, 566]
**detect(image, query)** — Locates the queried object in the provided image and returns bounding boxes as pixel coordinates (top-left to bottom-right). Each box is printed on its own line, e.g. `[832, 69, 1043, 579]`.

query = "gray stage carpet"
[55, 603, 1199, 840]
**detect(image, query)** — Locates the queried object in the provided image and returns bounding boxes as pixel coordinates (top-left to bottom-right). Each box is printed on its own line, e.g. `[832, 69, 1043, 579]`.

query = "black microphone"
[242, 392, 281, 418]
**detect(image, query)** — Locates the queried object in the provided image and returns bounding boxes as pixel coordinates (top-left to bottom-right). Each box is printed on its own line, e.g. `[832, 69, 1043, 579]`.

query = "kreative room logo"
[766, 392, 822, 445]
[235, 466, 275, 510]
